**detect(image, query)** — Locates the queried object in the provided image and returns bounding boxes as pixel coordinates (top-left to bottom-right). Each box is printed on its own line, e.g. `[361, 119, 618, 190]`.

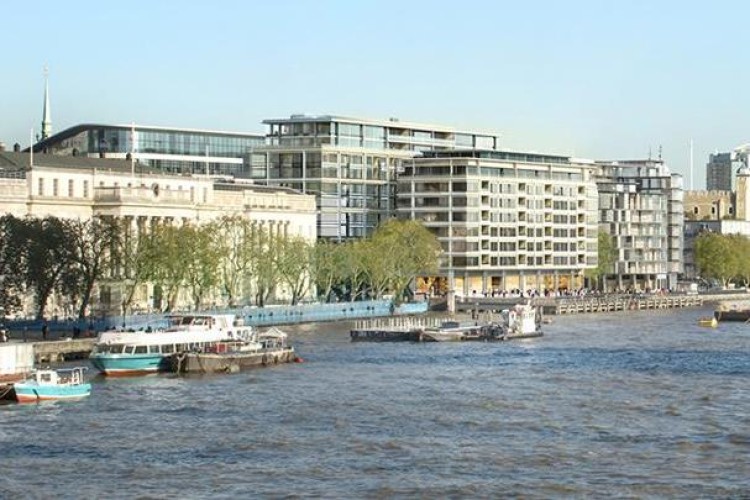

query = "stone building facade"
[0, 152, 317, 315]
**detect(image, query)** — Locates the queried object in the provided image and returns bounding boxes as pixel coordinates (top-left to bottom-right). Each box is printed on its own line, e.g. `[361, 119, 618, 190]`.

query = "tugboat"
[420, 301, 543, 342]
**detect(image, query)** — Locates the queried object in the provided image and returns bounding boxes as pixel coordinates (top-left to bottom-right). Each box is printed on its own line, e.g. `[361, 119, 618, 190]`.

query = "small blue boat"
[13, 367, 91, 403]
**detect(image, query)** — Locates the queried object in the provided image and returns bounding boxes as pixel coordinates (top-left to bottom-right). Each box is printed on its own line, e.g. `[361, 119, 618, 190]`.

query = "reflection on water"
[2, 307, 749, 498]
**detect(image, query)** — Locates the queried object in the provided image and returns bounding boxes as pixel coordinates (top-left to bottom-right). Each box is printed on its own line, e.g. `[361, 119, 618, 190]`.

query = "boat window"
[111, 345, 124, 354]
[134, 345, 147, 354]
[40, 373, 52, 383]
[125, 346, 135, 354]
[162, 344, 174, 353]
[176, 344, 186, 352]
[148, 345, 160, 354]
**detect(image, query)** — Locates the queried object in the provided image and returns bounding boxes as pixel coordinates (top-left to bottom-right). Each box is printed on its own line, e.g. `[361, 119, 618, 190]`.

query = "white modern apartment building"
[596, 159, 684, 291]
[396, 149, 600, 296]
[247, 114, 500, 240]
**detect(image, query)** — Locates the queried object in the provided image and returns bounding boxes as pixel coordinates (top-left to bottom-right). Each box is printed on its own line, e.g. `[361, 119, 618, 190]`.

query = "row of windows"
[409, 181, 589, 196]
[35, 177, 208, 202]
[273, 122, 496, 151]
[38, 178, 89, 198]
[407, 165, 583, 181]
[416, 210, 588, 225]
[450, 256, 588, 267]
[82, 129, 262, 157]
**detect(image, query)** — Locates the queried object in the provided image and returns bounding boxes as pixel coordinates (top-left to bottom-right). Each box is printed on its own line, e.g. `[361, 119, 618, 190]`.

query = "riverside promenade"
[454, 291, 748, 316]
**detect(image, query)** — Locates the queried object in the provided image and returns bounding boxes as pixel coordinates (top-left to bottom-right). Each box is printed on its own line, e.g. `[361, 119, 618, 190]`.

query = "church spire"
[41, 65, 52, 140]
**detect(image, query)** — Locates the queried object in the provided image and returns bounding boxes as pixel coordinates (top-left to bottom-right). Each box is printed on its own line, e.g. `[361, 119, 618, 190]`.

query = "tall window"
[38, 178, 44, 196]
[68, 179, 74, 197]
[53, 179, 59, 197]
[83, 180, 89, 198]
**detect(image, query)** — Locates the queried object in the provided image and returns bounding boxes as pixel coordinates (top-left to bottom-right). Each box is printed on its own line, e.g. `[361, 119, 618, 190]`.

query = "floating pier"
[32, 338, 97, 363]
[350, 314, 541, 342]
[351, 316, 444, 342]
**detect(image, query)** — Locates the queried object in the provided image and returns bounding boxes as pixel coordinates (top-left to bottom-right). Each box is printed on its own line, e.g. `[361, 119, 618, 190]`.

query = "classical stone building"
[683, 190, 734, 221]
[0, 152, 317, 315]
[682, 167, 750, 279]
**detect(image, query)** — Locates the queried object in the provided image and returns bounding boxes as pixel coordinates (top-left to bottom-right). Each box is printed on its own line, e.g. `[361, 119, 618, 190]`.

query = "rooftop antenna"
[130, 122, 135, 177]
[648, 145, 652, 160]
[658, 144, 662, 161]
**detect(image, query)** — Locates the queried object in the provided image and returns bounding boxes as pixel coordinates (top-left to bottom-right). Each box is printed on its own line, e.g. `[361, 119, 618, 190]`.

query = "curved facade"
[29, 123, 264, 177]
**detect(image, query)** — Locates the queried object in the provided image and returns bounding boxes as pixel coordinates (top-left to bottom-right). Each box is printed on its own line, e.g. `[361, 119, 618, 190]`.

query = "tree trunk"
[78, 279, 96, 319]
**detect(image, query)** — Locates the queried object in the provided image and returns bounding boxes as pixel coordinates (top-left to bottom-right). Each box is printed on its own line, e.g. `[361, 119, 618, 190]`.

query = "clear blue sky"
[1, 0, 748, 188]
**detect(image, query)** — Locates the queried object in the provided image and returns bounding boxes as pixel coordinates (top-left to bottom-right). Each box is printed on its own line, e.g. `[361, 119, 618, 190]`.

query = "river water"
[1, 306, 749, 499]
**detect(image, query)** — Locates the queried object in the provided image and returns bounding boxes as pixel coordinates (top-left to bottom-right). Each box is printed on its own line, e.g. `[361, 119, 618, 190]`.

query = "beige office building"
[397, 150, 599, 296]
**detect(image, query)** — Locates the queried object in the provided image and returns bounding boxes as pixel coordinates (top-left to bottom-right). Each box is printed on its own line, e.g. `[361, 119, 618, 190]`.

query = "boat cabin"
[30, 367, 86, 386]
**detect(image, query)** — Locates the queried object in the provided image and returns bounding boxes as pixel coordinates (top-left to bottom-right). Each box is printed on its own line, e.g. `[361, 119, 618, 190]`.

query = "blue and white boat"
[13, 366, 91, 403]
[89, 313, 257, 376]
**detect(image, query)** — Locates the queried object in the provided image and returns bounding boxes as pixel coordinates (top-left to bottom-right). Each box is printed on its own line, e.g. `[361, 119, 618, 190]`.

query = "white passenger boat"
[89, 314, 259, 376]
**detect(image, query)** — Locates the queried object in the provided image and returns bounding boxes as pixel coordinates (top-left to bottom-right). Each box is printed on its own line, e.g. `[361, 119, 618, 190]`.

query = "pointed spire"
[41, 65, 52, 140]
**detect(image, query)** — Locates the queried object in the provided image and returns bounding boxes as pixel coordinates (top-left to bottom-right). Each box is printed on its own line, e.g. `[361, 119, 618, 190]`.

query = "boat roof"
[34, 366, 87, 374]
[260, 327, 287, 338]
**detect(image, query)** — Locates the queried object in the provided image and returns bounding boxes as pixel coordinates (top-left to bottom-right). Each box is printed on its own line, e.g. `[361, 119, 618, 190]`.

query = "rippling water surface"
[2, 307, 750, 498]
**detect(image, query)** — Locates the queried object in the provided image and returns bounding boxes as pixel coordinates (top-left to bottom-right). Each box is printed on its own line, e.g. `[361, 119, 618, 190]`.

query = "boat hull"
[13, 383, 91, 403]
[714, 310, 750, 322]
[170, 348, 296, 374]
[420, 330, 470, 342]
[89, 353, 168, 376]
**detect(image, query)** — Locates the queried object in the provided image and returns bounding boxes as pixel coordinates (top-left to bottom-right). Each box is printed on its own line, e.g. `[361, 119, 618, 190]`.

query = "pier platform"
[32, 338, 97, 364]
[350, 315, 541, 342]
